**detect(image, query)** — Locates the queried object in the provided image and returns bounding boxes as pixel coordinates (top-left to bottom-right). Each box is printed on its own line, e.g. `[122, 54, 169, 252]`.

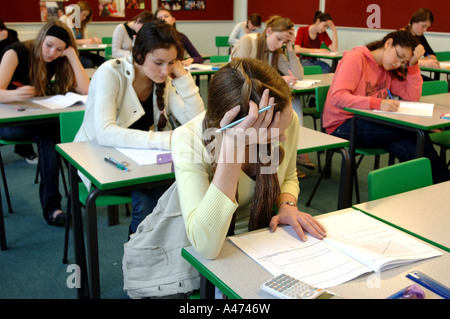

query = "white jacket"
[74, 55, 204, 151]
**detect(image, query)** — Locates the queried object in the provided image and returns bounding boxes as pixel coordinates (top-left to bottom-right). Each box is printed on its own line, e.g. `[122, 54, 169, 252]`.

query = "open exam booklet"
[32, 92, 87, 109]
[229, 209, 442, 289]
[374, 101, 434, 117]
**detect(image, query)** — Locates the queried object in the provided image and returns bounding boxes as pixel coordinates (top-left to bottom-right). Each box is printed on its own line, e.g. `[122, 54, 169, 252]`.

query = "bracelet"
[278, 201, 297, 209]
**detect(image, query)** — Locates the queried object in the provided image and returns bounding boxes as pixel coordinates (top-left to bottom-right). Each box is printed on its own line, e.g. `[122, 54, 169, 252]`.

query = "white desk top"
[184, 208, 450, 299]
[292, 73, 334, 93]
[353, 181, 450, 252]
[297, 126, 348, 153]
[420, 92, 450, 107]
[56, 140, 173, 190]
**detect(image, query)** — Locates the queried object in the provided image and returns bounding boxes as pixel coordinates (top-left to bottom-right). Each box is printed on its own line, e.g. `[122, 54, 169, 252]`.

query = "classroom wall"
[4, 0, 450, 56]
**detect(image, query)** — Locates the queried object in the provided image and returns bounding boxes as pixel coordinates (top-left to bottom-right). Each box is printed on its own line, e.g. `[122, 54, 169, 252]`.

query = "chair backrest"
[421, 80, 448, 96]
[210, 55, 230, 63]
[303, 65, 322, 75]
[105, 46, 113, 60]
[102, 37, 113, 45]
[435, 51, 450, 62]
[315, 85, 330, 113]
[59, 111, 85, 143]
[215, 36, 229, 47]
[368, 157, 433, 201]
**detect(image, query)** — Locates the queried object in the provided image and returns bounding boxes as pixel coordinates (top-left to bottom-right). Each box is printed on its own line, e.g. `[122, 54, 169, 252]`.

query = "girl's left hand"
[61, 45, 76, 59]
[270, 205, 327, 242]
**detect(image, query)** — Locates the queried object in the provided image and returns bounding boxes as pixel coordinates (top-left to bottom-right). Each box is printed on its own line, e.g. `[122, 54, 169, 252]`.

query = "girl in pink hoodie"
[323, 30, 450, 183]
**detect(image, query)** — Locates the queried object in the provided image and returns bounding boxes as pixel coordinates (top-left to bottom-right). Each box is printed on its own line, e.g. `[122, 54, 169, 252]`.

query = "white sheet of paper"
[115, 147, 170, 166]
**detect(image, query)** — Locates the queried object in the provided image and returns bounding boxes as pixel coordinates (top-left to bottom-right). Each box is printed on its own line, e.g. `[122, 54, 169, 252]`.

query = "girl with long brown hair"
[171, 58, 326, 259]
[74, 20, 204, 234]
[0, 20, 90, 226]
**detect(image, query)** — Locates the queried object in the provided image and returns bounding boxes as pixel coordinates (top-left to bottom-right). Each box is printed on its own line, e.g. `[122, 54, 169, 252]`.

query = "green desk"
[0, 101, 85, 250]
[300, 51, 344, 72]
[353, 181, 450, 253]
[297, 126, 351, 209]
[182, 208, 450, 299]
[291, 73, 334, 94]
[56, 141, 174, 299]
[420, 60, 450, 81]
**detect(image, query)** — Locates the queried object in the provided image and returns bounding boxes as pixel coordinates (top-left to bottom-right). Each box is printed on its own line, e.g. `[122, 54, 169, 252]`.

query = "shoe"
[297, 157, 316, 170]
[48, 209, 66, 227]
[297, 169, 307, 179]
[25, 154, 38, 165]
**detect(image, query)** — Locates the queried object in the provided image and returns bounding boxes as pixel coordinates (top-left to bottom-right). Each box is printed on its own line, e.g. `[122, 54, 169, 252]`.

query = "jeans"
[332, 118, 450, 184]
[301, 58, 332, 74]
[0, 123, 62, 222]
[129, 184, 170, 234]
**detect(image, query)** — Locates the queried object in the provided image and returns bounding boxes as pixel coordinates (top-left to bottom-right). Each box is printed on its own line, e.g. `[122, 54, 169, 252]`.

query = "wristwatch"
[278, 201, 297, 209]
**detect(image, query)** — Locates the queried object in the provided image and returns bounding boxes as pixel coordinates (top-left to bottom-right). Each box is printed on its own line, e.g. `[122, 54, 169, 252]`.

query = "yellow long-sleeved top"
[171, 111, 300, 259]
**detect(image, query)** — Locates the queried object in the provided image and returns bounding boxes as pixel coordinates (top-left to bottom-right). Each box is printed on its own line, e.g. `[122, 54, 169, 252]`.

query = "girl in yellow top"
[171, 58, 326, 259]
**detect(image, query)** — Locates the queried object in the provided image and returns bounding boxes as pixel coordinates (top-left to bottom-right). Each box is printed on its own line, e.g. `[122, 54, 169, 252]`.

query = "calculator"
[261, 274, 342, 299]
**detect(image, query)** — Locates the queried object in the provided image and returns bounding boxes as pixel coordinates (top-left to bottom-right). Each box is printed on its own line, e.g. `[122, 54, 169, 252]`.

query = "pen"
[386, 88, 394, 99]
[104, 157, 130, 172]
[215, 104, 275, 133]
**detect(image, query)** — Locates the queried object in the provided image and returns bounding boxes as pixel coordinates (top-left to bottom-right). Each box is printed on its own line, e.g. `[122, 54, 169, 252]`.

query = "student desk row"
[420, 61, 450, 81]
[54, 123, 350, 299]
[182, 207, 450, 299]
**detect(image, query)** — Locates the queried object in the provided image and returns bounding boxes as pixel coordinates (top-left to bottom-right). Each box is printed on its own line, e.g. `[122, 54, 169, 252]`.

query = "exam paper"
[32, 92, 87, 109]
[292, 79, 321, 89]
[115, 147, 170, 165]
[374, 101, 434, 117]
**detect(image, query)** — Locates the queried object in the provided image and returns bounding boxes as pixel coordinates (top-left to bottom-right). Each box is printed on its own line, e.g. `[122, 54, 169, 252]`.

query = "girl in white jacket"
[75, 20, 204, 234]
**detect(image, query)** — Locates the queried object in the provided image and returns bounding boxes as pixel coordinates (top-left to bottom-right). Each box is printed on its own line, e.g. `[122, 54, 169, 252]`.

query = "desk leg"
[0, 186, 7, 250]
[200, 275, 216, 299]
[68, 164, 89, 299]
[348, 116, 357, 204]
[85, 188, 101, 299]
[415, 129, 425, 158]
[337, 148, 352, 209]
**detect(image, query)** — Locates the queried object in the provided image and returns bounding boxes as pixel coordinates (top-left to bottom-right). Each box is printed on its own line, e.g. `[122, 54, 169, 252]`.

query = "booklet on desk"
[185, 63, 219, 71]
[374, 101, 434, 117]
[292, 79, 321, 89]
[32, 92, 87, 109]
[229, 209, 442, 289]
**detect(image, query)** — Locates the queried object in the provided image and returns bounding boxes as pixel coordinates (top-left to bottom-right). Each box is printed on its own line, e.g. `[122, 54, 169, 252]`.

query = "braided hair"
[132, 20, 185, 130]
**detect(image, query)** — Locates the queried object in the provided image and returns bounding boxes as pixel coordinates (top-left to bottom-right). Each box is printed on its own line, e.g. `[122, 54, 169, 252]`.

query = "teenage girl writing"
[0, 20, 90, 226]
[323, 30, 450, 184]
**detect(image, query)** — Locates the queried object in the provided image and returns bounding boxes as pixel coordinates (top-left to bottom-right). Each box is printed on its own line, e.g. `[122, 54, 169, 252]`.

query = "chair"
[368, 157, 432, 201]
[421, 80, 448, 96]
[59, 111, 132, 264]
[301, 65, 323, 131]
[101, 37, 113, 45]
[435, 51, 450, 62]
[215, 36, 229, 55]
[305, 85, 394, 206]
[209, 55, 230, 63]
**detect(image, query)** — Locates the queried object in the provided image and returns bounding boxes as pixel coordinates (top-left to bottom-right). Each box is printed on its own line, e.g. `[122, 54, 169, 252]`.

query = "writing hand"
[380, 99, 400, 112]
[14, 86, 37, 101]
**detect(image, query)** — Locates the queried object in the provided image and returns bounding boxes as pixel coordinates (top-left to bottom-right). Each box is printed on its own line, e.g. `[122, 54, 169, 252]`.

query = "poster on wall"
[39, 1, 66, 22]
[99, 0, 126, 17]
[126, 0, 145, 9]
[159, 0, 205, 11]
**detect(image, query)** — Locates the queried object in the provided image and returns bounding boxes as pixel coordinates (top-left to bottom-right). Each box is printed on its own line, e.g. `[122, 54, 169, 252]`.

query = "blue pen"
[104, 157, 130, 172]
[215, 104, 275, 133]
[386, 88, 394, 99]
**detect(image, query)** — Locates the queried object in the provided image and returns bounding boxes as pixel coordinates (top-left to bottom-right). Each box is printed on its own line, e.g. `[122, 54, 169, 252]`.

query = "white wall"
[5, 0, 450, 56]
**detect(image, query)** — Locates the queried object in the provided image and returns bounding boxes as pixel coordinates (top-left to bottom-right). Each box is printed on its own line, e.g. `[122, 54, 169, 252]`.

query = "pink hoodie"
[323, 46, 423, 134]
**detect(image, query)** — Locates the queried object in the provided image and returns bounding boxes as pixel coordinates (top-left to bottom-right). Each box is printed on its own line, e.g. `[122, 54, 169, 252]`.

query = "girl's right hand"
[14, 86, 37, 101]
[380, 99, 400, 112]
